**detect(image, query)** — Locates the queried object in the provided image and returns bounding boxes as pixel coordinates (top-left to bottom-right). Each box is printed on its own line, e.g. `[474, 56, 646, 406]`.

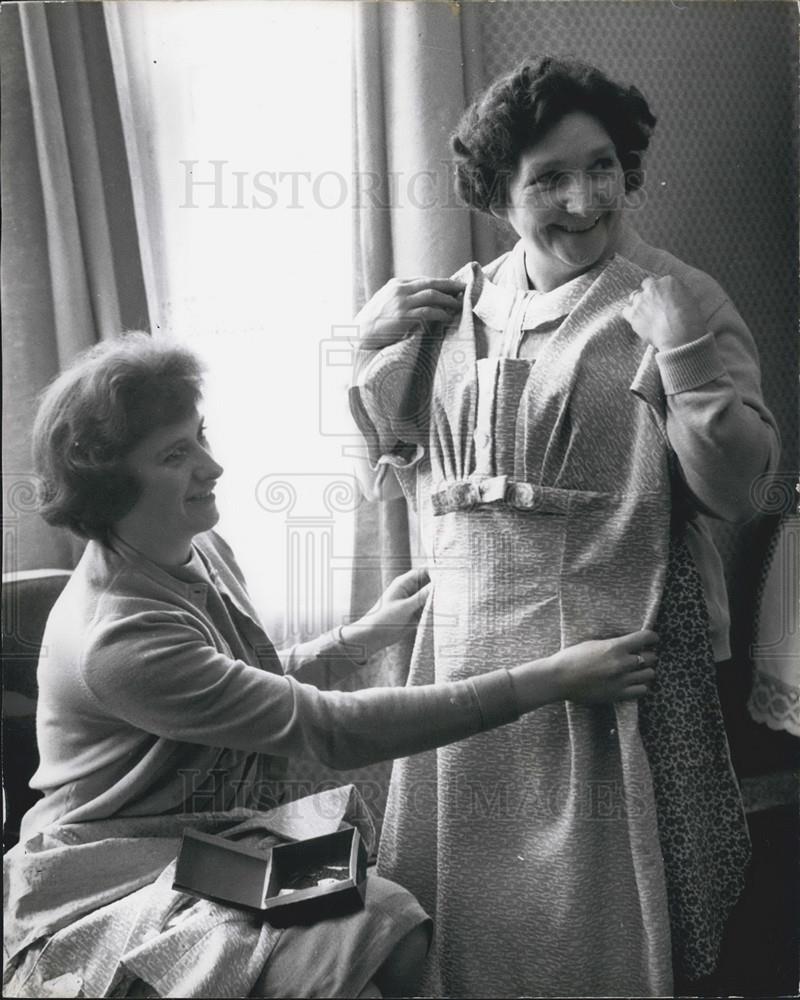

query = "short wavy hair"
[451, 56, 657, 214]
[33, 332, 205, 542]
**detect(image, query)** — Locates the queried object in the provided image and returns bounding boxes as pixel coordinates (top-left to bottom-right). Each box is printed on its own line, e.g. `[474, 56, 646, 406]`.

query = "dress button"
[512, 482, 535, 508]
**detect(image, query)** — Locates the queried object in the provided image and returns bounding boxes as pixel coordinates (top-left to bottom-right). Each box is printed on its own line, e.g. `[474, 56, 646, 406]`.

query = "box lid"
[173, 829, 270, 910]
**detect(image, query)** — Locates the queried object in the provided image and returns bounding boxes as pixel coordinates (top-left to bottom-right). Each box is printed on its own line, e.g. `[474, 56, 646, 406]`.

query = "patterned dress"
[351, 247, 749, 997]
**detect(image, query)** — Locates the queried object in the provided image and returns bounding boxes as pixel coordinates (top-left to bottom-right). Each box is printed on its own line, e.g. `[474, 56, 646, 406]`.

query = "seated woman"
[3, 333, 657, 999]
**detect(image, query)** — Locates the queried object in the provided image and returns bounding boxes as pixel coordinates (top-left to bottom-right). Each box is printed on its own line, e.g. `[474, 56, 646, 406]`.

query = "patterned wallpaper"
[475, 0, 797, 475]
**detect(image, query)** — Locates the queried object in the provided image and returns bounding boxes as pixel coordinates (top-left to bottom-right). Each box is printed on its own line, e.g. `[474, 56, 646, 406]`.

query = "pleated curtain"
[349, 0, 494, 681]
[1, 1, 149, 572]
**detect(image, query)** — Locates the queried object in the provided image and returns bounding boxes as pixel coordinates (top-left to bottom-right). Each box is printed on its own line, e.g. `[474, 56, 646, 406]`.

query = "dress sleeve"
[348, 335, 430, 500]
[348, 263, 477, 501]
[655, 294, 780, 521]
[82, 610, 520, 770]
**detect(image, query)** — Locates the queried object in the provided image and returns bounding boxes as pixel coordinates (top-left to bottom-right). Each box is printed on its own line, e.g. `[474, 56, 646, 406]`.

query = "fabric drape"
[321, 0, 495, 835]
[1, 1, 149, 572]
[350, 0, 493, 664]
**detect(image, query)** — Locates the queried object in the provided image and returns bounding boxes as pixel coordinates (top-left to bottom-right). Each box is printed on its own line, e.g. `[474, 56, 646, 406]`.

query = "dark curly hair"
[33, 332, 205, 542]
[451, 56, 657, 214]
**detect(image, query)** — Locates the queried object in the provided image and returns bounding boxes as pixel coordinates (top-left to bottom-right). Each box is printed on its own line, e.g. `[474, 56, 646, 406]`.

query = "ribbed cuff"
[470, 669, 522, 730]
[655, 332, 726, 394]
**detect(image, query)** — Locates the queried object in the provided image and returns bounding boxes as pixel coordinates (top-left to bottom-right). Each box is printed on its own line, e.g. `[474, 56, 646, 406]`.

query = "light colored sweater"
[616, 226, 780, 658]
[22, 530, 519, 841]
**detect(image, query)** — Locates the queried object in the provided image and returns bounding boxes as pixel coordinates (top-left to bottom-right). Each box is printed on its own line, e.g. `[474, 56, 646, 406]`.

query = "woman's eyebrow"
[585, 143, 617, 161]
[526, 144, 617, 176]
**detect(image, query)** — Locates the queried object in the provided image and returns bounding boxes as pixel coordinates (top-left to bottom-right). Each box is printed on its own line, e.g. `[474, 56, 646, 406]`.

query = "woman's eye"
[591, 157, 615, 171]
[163, 448, 187, 465]
[530, 172, 557, 188]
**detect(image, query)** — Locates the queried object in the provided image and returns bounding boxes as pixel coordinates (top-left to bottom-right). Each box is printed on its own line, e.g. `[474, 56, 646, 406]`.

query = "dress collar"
[473, 240, 606, 337]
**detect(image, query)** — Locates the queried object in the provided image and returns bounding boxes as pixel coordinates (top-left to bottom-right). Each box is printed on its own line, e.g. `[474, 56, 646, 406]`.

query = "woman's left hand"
[622, 275, 706, 351]
[339, 567, 431, 662]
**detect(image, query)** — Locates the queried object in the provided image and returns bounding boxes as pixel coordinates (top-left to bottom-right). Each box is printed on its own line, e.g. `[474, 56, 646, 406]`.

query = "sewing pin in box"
[173, 825, 368, 927]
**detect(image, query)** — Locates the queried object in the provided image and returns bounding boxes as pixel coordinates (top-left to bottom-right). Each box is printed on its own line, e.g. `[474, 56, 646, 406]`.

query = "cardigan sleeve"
[81, 609, 520, 770]
[655, 294, 780, 522]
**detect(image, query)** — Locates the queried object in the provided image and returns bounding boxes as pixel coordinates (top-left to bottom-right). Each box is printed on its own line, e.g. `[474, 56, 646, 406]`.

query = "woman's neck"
[111, 526, 193, 569]
[524, 255, 591, 293]
[523, 242, 620, 293]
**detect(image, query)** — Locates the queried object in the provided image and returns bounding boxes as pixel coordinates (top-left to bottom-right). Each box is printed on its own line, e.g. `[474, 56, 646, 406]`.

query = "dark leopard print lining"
[639, 533, 751, 980]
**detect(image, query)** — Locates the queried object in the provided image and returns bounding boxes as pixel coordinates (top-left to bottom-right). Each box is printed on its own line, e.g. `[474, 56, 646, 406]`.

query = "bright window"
[108, 1, 357, 642]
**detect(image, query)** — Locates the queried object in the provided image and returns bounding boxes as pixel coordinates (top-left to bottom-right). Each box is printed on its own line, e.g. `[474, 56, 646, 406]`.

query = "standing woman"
[350, 57, 780, 996]
[3, 333, 657, 999]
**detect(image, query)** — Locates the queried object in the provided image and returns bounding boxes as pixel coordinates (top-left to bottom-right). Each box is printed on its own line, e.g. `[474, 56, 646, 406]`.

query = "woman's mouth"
[187, 489, 215, 503]
[553, 214, 603, 234]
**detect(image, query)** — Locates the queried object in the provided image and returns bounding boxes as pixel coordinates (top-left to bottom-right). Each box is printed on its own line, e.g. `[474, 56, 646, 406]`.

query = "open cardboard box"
[173, 825, 367, 927]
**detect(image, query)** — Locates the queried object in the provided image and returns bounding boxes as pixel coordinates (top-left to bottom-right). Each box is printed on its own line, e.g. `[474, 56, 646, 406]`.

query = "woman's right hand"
[355, 277, 465, 351]
[510, 630, 658, 709]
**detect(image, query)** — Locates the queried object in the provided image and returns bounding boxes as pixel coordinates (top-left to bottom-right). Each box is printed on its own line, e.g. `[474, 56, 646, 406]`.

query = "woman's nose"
[198, 450, 224, 481]
[559, 173, 593, 214]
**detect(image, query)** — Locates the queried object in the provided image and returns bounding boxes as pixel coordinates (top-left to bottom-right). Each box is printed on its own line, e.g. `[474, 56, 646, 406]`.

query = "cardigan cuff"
[655, 332, 727, 395]
[470, 669, 522, 730]
[318, 627, 369, 667]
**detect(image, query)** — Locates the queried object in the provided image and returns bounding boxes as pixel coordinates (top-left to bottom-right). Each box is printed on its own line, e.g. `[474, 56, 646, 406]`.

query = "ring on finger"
[635, 653, 646, 667]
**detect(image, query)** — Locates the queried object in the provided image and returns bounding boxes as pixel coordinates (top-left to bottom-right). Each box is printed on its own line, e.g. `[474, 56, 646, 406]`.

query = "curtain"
[353, 0, 496, 303]
[103, 2, 358, 637]
[326, 1, 494, 836]
[349, 0, 494, 681]
[1, 1, 149, 573]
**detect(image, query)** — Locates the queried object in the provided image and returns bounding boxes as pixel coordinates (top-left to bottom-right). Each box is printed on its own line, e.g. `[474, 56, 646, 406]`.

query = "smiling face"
[497, 110, 626, 292]
[113, 408, 223, 566]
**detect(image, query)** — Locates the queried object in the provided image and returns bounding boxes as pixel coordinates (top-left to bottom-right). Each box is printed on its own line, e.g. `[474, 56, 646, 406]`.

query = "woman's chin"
[186, 501, 220, 534]
[204, 505, 221, 531]
[550, 231, 608, 269]
[557, 249, 603, 269]
[548, 214, 620, 272]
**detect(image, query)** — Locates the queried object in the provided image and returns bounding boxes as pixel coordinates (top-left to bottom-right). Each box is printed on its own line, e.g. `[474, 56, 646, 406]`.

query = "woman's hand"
[355, 277, 465, 352]
[338, 567, 431, 663]
[622, 275, 706, 351]
[510, 629, 658, 708]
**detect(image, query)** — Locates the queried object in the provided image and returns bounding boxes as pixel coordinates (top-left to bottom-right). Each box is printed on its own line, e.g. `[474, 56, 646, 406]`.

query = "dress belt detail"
[431, 475, 574, 516]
